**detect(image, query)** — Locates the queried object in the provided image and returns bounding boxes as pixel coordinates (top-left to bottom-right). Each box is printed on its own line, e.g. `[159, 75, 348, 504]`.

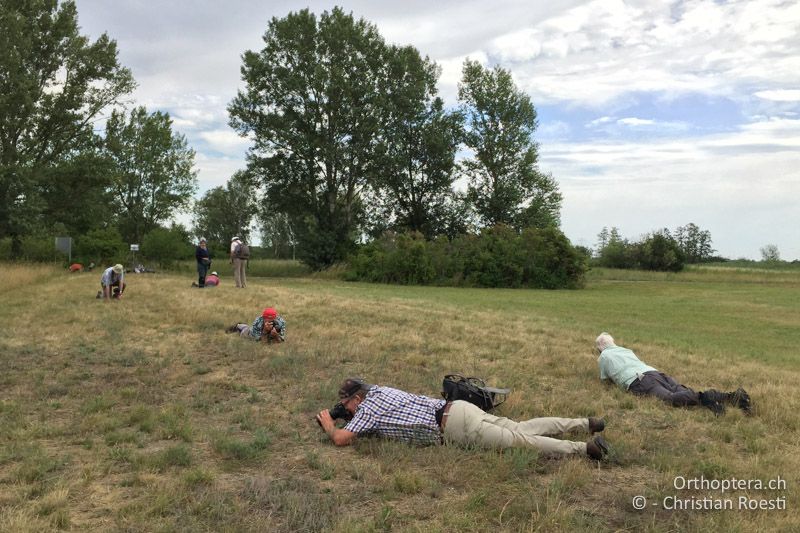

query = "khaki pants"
[233, 258, 247, 288]
[443, 400, 588, 456]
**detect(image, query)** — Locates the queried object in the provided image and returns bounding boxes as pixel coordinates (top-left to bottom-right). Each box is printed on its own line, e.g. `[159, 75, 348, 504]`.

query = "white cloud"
[193, 153, 245, 193]
[543, 117, 800, 259]
[491, 0, 800, 106]
[617, 117, 655, 126]
[198, 129, 252, 157]
[538, 120, 571, 140]
[586, 116, 614, 127]
[754, 90, 800, 102]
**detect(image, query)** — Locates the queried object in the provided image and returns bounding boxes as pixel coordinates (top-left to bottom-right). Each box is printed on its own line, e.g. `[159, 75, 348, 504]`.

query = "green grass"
[174, 258, 311, 278]
[0, 261, 798, 531]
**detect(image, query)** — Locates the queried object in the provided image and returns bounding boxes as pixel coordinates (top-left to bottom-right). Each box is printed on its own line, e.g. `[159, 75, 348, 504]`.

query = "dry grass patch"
[0, 262, 798, 531]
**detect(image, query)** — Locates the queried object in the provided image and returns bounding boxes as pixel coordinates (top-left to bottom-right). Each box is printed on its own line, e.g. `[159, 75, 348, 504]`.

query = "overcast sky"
[73, 0, 800, 260]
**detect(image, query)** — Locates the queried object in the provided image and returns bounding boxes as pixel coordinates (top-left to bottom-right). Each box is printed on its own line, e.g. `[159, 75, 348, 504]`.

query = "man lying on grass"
[226, 307, 286, 343]
[595, 332, 751, 416]
[316, 378, 609, 460]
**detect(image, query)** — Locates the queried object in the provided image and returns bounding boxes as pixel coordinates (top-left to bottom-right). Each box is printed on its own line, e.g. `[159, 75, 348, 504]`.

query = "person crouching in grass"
[226, 307, 285, 343]
[97, 264, 125, 300]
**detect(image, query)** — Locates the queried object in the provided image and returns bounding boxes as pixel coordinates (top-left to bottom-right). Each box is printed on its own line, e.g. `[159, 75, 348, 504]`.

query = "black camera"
[328, 402, 352, 421]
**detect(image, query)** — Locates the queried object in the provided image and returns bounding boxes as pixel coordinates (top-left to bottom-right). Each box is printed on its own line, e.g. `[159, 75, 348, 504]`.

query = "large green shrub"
[595, 230, 685, 272]
[141, 227, 194, 268]
[635, 232, 685, 272]
[346, 226, 586, 289]
[74, 228, 127, 266]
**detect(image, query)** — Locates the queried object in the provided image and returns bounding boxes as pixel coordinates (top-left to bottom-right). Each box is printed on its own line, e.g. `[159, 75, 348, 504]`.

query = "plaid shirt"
[343, 386, 446, 446]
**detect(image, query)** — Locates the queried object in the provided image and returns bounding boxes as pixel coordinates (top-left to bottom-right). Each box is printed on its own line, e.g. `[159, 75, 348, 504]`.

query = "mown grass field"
[1, 262, 798, 532]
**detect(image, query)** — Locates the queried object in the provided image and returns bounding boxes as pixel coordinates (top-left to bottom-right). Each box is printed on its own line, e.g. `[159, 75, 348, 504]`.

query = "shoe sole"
[594, 436, 610, 455]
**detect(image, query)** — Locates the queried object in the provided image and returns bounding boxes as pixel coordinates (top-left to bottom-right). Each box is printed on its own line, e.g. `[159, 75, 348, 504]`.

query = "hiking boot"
[586, 435, 609, 460]
[225, 323, 240, 334]
[726, 387, 752, 415]
[588, 417, 605, 433]
[699, 390, 726, 417]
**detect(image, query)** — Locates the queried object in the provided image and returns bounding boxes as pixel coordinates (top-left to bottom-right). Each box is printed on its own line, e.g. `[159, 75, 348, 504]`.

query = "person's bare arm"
[316, 409, 357, 446]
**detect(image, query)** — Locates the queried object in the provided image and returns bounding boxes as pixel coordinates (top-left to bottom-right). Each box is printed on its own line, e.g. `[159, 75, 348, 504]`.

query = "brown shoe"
[588, 417, 605, 433]
[586, 436, 609, 460]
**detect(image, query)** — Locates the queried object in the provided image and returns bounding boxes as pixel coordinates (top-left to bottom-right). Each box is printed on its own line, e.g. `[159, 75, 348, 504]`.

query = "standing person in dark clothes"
[194, 238, 211, 288]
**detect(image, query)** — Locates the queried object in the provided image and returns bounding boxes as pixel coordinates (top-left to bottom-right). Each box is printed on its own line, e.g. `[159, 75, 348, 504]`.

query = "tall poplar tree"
[0, 0, 134, 247]
[458, 60, 561, 230]
[229, 8, 391, 269]
[104, 107, 197, 243]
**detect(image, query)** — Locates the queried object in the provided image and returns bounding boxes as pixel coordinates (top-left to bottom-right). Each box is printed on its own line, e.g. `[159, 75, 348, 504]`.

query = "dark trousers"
[197, 262, 208, 288]
[629, 371, 700, 407]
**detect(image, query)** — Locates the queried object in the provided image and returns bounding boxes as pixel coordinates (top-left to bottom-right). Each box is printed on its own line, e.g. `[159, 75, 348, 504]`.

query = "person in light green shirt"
[595, 332, 751, 416]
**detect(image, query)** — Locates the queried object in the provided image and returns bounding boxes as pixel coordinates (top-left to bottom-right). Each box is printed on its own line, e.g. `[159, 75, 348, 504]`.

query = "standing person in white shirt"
[230, 236, 248, 288]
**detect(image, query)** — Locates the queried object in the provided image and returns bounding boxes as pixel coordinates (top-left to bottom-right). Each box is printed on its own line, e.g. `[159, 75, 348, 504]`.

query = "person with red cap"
[226, 307, 285, 343]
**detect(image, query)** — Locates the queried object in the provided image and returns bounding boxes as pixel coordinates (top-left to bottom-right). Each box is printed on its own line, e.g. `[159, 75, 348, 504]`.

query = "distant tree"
[0, 0, 134, 250]
[372, 46, 463, 239]
[458, 60, 561, 230]
[39, 151, 114, 236]
[635, 229, 685, 272]
[229, 8, 391, 269]
[104, 107, 197, 244]
[141, 224, 193, 269]
[74, 227, 127, 265]
[517, 171, 562, 229]
[760, 244, 780, 262]
[257, 200, 297, 260]
[193, 170, 257, 250]
[673, 223, 715, 263]
[596, 227, 610, 254]
[596, 227, 633, 269]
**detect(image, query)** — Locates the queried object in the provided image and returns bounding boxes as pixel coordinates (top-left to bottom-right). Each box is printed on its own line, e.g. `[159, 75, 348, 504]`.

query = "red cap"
[262, 307, 277, 320]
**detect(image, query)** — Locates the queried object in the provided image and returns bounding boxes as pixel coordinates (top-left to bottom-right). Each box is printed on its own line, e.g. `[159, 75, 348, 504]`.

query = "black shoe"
[586, 435, 609, 460]
[225, 324, 239, 334]
[727, 388, 752, 415]
[588, 417, 605, 433]
[699, 390, 726, 416]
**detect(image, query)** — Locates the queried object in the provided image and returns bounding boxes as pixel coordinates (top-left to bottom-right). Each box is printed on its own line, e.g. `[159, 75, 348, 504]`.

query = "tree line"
[591, 223, 719, 272]
[2, 2, 571, 283]
[17, 5, 770, 282]
[0, 0, 196, 264]
[223, 7, 563, 270]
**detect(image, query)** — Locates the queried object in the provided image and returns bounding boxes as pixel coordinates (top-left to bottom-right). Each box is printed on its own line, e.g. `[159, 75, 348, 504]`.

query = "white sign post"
[130, 244, 139, 271]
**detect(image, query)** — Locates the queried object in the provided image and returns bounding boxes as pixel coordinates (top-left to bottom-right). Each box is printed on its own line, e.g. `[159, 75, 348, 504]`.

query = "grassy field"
[0, 262, 798, 531]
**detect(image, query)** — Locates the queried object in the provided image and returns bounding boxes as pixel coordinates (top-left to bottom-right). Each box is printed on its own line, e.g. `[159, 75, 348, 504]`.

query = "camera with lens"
[328, 402, 352, 421]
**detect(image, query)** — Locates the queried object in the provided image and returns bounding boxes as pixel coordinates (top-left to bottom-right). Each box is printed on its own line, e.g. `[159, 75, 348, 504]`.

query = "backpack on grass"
[441, 374, 510, 412]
